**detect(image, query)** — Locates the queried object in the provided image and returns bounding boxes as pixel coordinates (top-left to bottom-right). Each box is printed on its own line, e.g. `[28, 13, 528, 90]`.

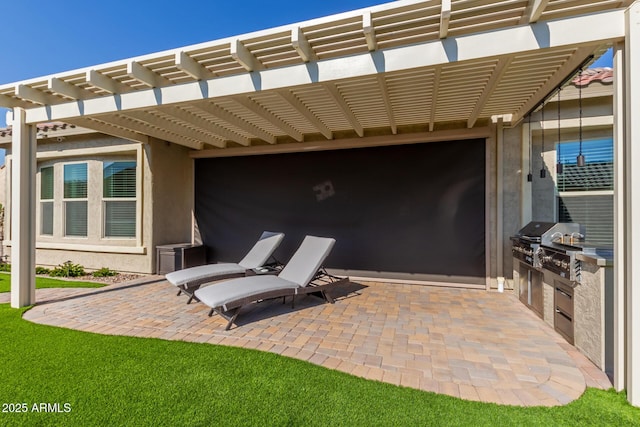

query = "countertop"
[542, 241, 614, 267]
[576, 249, 613, 267]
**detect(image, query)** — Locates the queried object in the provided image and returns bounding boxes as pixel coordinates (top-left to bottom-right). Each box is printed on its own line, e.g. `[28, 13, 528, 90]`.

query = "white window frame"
[27, 143, 145, 253]
[39, 165, 54, 237]
[62, 161, 89, 238]
[102, 160, 137, 239]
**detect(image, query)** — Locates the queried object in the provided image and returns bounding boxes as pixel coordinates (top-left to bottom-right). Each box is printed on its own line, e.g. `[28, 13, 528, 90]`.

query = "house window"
[35, 157, 139, 244]
[40, 166, 54, 236]
[64, 163, 88, 237]
[556, 138, 613, 246]
[103, 161, 137, 238]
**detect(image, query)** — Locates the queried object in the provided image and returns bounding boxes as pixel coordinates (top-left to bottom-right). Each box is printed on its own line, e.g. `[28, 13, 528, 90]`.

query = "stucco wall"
[502, 126, 523, 281]
[4, 133, 156, 273]
[149, 138, 194, 272]
[574, 262, 608, 369]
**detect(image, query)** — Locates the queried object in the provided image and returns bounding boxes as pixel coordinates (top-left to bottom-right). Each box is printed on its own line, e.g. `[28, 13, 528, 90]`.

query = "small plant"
[0, 263, 10, 272]
[35, 266, 51, 275]
[50, 261, 86, 278]
[92, 267, 118, 278]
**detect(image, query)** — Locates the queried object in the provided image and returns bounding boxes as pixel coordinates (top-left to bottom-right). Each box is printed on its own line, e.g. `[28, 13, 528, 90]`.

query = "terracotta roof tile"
[0, 121, 75, 137]
[572, 67, 613, 87]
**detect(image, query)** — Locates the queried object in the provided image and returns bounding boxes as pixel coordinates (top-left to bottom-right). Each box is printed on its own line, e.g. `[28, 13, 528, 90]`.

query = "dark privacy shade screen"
[195, 139, 486, 279]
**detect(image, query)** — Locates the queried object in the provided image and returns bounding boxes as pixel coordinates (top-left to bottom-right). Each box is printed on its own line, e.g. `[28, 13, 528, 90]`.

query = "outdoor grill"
[511, 221, 583, 319]
[510, 221, 582, 269]
[539, 245, 583, 283]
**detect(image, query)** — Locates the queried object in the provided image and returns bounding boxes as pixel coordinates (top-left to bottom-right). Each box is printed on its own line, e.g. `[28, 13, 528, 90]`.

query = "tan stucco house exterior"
[0, 124, 194, 273]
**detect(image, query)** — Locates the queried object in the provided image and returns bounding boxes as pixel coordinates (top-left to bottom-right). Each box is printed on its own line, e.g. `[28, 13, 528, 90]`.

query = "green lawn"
[0, 305, 638, 426]
[0, 273, 106, 293]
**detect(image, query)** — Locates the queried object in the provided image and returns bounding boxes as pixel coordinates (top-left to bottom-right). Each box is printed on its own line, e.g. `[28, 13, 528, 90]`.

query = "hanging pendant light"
[556, 86, 563, 174]
[527, 113, 533, 182]
[540, 99, 546, 178]
[576, 67, 586, 167]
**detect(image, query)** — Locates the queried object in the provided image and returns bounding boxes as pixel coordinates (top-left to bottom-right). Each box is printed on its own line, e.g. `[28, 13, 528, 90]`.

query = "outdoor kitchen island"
[543, 245, 614, 382]
[512, 223, 614, 381]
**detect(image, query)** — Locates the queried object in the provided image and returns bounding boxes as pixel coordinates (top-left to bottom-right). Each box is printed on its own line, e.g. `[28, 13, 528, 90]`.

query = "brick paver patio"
[2, 276, 611, 406]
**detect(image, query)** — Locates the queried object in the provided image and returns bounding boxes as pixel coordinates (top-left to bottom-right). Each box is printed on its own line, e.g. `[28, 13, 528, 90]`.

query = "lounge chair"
[194, 235, 348, 330]
[166, 231, 285, 303]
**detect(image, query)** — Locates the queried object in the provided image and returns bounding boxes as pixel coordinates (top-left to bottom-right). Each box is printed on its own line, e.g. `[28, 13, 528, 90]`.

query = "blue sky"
[0, 0, 378, 128]
[0, 0, 614, 130]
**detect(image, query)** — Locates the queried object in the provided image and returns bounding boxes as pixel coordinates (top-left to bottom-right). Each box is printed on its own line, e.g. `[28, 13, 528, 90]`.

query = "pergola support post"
[623, 0, 640, 407]
[495, 118, 504, 285]
[613, 42, 626, 394]
[10, 107, 36, 308]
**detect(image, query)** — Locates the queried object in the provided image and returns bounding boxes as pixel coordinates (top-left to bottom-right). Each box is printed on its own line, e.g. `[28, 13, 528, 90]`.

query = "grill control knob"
[561, 261, 569, 269]
[542, 255, 553, 263]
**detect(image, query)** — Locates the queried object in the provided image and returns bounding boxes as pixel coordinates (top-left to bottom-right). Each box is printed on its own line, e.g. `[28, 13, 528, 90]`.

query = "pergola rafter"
[231, 96, 304, 142]
[64, 117, 149, 144]
[195, 102, 276, 144]
[277, 89, 333, 140]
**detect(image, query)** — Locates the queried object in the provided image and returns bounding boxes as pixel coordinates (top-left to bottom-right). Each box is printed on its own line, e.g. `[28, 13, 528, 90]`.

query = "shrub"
[92, 267, 118, 278]
[0, 263, 10, 272]
[50, 261, 86, 278]
[35, 266, 51, 275]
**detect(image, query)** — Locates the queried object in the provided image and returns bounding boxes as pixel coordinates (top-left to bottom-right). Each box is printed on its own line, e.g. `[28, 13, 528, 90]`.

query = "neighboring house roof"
[572, 67, 613, 87]
[0, 121, 76, 137]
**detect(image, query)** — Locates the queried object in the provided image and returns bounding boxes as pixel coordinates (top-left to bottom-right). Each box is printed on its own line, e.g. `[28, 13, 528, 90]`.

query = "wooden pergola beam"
[231, 39, 262, 72]
[440, 0, 452, 39]
[363, 12, 377, 51]
[86, 70, 130, 94]
[292, 27, 315, 62]
[176, 51, 214, 80]
[127, 61, 172, 88]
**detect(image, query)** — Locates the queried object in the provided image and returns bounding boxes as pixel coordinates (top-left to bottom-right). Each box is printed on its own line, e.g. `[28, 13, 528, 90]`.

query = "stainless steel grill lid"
[514, 222, 557, 241]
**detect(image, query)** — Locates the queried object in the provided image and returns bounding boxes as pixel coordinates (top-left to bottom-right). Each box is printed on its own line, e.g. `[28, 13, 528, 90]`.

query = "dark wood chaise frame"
[209, 269, 349, 330]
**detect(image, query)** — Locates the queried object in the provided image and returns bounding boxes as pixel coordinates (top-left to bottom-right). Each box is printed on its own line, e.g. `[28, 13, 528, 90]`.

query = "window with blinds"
[103, 161, 136, 238]
[556, 138, 613, 246]
[63, 163, 88, 237]
[40, 166, 54, 236]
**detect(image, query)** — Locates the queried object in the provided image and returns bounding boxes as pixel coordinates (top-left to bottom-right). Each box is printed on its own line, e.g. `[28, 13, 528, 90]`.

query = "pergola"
[1, 0, 638, 405]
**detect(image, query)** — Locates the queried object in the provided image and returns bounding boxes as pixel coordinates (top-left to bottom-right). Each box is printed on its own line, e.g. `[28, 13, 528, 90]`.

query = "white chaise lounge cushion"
[193, 235, 336, 311]
[166, 263, 246, 287]
[165, 231, 284, 287]
[238, 232, 285, 268]
[194, 275, 299, 310]
[278, 236, 335, 287]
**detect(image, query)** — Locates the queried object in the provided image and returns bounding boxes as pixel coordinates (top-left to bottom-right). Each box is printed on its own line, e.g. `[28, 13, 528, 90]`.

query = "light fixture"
[556, 86, 563, 174]
[576, 67, 586, 167]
